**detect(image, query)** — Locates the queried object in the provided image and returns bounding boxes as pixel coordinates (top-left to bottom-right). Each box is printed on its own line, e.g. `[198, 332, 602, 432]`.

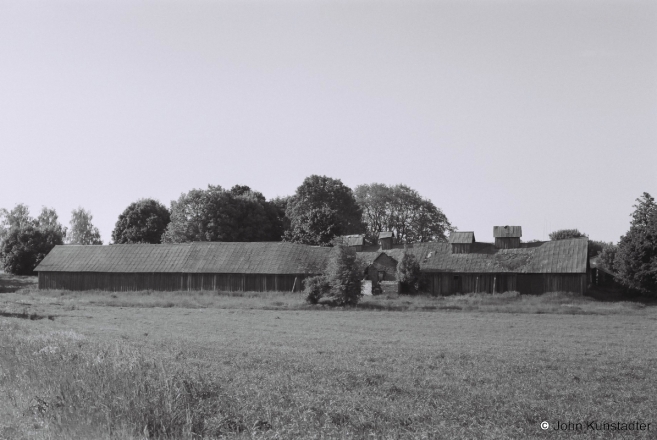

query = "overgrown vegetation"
[396, 248, 422, 293]
[615, 192, 657, 296]
[303, 245, 363, 306]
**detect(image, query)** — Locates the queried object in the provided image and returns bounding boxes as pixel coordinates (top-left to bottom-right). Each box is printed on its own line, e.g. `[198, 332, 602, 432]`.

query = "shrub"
[0, 225, 63, 275]
[324, 245, 363, 306]
[396, 249, 421, 293]
[303, 275, 330, 304]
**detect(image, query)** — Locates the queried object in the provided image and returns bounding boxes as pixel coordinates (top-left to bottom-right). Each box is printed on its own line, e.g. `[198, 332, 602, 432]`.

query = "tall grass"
[8, 287, 650, 315]
[0, 323, 246, 439]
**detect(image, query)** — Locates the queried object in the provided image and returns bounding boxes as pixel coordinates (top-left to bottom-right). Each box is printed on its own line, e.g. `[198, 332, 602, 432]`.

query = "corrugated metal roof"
[389, 238, 587, 273]
[448, 231, 475, 244]
[35, 242, 331, 275]
[493, 226, 522, 238]
[378, 231, 394, 239]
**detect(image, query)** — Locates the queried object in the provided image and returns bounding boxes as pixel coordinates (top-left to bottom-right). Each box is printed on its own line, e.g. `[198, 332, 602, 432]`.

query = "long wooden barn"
[358, 227, 590, 295]
[35, 242, 331, 292]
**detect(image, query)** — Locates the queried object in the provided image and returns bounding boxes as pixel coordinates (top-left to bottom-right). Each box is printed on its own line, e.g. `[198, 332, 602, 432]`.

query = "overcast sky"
[1, 0, 655, 244]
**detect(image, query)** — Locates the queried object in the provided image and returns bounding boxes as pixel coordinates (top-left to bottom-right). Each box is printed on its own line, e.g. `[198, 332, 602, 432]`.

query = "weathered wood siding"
[494, 237, 521, 249]
[379, 237, 393, 250]
[38, 272, 307, 292]
[451, 243, 472, 254]
[425, 273, 587, 295]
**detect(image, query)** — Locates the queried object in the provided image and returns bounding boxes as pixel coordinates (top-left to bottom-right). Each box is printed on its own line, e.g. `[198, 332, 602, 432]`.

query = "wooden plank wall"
[494, 237, 521, 249]
[451, 244, 471, 254]
[38, 272, 307, 292]
[425, 273, 586, 295]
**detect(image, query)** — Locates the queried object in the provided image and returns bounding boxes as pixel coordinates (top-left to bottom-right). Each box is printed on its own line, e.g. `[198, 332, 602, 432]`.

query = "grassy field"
[1, 282, 656, 439]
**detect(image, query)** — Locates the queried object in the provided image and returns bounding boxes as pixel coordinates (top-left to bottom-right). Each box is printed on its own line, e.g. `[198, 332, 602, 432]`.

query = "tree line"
[0, 175, 453, 274]
[1, 177, 655, 298]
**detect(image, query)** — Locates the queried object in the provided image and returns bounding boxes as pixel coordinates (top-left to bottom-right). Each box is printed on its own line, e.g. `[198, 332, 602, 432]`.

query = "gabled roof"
[448, 231, 475, 244]
[370, 238, 587, 274]
[493, 226, 522, 238]
[378, 231, 395, 239]
[35, 242, 331, 275]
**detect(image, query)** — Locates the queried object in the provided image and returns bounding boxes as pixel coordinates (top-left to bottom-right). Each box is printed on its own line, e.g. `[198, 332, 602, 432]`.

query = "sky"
[1, 0, 655, 244]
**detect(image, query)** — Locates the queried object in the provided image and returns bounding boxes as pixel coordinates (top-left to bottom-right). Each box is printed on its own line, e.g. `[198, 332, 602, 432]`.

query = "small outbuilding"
[378, 231, 395, 250]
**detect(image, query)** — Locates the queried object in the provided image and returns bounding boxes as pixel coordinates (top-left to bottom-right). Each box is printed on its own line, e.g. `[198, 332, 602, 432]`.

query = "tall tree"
[614, 193, 657, 295]
[0, 204, 34, 242]
[161, 185, 282, 243]
[354, 183, 453, 243]
[283, 205, 341, 246]
[36, 206, 67, 238]
[112, 199, 171, 244]
[67, 208, 103, 245]
[284, 175, 364, 245]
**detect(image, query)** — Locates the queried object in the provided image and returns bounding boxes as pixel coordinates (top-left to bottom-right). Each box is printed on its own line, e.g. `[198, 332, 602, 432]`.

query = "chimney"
[493, 226, 522, 249]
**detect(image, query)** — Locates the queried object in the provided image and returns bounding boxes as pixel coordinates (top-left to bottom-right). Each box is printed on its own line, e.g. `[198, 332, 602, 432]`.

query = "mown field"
[0, 278, 656, 439]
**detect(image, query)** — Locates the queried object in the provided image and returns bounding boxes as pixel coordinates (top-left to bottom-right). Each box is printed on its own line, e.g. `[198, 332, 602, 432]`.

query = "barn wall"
[423, 272, 587, 295]
[451, 244, 471, 254]
[495, 237, 521, 249]
[38, 272, 307, 292]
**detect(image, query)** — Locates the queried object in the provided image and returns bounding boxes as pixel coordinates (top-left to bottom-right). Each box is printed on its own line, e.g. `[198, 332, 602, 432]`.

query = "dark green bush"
[324, 245, 363, 306]
[303, 275, 331, 304]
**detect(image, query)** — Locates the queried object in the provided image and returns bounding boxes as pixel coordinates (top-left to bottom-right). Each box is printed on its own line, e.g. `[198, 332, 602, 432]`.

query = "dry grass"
[1, 284, 656, 439]
[5, 287, 652, 316]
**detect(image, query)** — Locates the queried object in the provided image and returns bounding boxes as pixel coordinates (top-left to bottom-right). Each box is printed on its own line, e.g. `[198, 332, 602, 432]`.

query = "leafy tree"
[549, 229, 587, 240]
[266, 196, 290, 241]
[67, 208, 103, 245]
[324, 245, 363, 306]
[0, 204, 35, 244]
[162, 185, 282, 243]
[1, 225, 64, 275]
[396, 248, 422, 293]
[598, 243, 618, 274]
[36, 207, 67, 237]
[614, 193, 657, 295]
[284, 175, 364, 245]
[283, 206, 341, 246]
[354, 183, 453, 243]
[112, 199, 171, 244]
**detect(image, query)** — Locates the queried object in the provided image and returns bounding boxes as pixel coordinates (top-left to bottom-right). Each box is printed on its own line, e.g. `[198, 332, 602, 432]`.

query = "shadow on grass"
[585, 285, 657, 306]
[0, 273, 38, 293]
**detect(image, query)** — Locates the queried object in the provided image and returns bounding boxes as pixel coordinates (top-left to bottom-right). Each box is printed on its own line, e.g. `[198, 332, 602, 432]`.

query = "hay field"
[1, 287, 656, 439]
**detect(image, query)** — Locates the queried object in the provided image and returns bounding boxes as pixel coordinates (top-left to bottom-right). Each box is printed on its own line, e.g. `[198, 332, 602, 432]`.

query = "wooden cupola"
[378, 231, 395, 250]
[493, 226, 522, 249]
[448, 231, 475, 254]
